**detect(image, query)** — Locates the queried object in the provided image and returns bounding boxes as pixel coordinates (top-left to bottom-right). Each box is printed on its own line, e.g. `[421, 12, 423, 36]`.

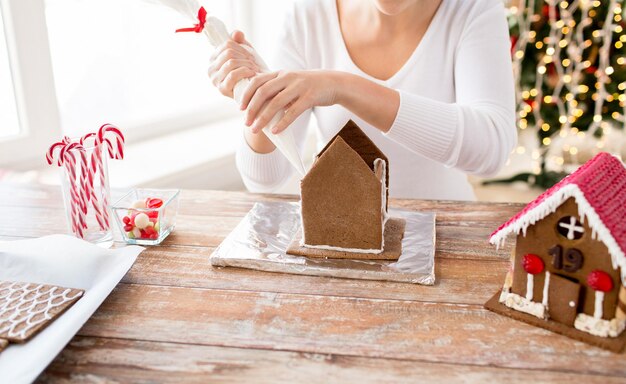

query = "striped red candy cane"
[60, 142, 90, 234]
[47, 125, 124, 238]
[74, 143, 108, 231]
[47, 137, 84, 236]
[97, 123, 125, 160]
[64, 142, 89, 217]
[80, 132, 109, 230]
[46, 136, 71, 166]
[59, 145, 85, 238]
[93, 124, 125, 226]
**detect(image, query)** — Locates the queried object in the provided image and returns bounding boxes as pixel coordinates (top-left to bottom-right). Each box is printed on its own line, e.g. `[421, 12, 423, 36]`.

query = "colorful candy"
[146, 198, 163, 209]
[522, 253, 544, 275]
[134, 213, 150, 229]
[121, 197, 163, 240]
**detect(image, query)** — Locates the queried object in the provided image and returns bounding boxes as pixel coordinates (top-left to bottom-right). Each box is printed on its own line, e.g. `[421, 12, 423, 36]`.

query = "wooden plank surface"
[37, 336, 622, 384]
[75, 283, 625, 377]
[0, 182, 623, 383]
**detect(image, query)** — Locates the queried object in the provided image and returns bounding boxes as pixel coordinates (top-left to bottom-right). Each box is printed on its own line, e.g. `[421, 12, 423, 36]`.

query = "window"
[0, 8, 19, 140]
[44, 0, 240, 142]
[0, 0, 60, 168]
[0, 0, 297, 177]
[556, 216, 584, 240]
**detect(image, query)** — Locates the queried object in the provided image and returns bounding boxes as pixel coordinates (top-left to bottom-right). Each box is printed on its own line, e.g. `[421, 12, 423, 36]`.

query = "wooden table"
[1, 183, 624, 383]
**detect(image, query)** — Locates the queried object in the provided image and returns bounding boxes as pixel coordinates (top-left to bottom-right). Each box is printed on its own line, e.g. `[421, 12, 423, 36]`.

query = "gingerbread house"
[485, 152, 626, 351]
[286, 120, 405, 260]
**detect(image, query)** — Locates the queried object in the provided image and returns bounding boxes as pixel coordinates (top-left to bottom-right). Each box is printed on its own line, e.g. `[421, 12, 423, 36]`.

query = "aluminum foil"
[210, 202, 436, 284]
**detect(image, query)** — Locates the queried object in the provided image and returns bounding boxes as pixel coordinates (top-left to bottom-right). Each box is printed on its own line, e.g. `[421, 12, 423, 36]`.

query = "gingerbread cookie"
[288, 217, 406, 260]
[0, 281, 84, 343]
[0, 338, 7, 352]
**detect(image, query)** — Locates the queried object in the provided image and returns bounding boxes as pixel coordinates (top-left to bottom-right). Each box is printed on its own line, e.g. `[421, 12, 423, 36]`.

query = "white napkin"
[0, 234, 144, 383]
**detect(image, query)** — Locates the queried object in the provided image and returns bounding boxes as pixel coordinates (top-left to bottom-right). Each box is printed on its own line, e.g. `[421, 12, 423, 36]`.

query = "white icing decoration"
[558, 216, 584, 240]
[300, 243, 383, 254]
[526, 273, 534, 301]
[0, 281, 83, 340]
[542, 271, 551, 307]
[499, 290, 546, 319]
[376, 158, 389, 240]
[569, 301, 576, 308]
[594, 291, 605, 319]
[490, 183, 626, 285]
[574, 313, 626, 338]
[301, 158, 388, 254]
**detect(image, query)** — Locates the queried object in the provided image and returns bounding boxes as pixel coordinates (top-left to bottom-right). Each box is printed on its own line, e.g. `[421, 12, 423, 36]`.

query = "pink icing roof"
[490, 153, 626, 270]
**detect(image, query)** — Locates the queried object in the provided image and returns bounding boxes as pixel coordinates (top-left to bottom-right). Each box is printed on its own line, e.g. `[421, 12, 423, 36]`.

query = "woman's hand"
[241, 70, 340, 134]
[208, 30, 262, 99]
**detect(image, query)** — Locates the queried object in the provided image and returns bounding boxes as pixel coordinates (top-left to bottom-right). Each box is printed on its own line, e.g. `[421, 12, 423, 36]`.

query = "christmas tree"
[489, 0, 626, 189]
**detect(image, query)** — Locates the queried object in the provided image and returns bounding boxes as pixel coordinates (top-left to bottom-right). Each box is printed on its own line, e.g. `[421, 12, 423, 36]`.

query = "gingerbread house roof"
[317, 120, 389, 188]
[490, 152, 626, 284]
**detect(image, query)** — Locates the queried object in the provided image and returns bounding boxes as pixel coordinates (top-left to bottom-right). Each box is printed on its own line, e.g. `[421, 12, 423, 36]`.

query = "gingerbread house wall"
[317, 120, 389, 208]
[300, 136, 384, 250]
[511, 197, 622, 322]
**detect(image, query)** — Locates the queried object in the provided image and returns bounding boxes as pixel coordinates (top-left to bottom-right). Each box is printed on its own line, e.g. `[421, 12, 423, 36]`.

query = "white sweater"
[236, 0, 516, 200]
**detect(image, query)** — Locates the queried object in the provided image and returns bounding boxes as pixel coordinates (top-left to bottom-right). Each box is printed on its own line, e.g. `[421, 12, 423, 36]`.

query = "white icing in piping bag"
[149, 0, 307, 176]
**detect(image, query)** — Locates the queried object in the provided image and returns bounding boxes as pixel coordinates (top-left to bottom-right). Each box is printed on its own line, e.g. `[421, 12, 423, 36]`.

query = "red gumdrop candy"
[122, 216, 131, 225]
[143, 226, 157, 236]
[522, 254, 544, 275]
[123, 224, 133, 232]
[146, 198, 163, 209]
[147, 210, 159, 219]
[139, 229, 148, 239]
[149, 232, 158, 240]
[587, 270, 613, 292]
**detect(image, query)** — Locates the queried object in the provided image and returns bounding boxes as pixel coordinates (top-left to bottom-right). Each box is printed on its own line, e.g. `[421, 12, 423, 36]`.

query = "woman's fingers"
[250, 86, 298, 133]
[208, 39, 260, 97]
[210, 39, 253, 62]
[231, 30, 251, 47]
[213, 58, 258, 82]
[245, 76, 289, 128]
[272, 98, 310, 134]
[240, 72, 279, 114]
[210, 59, 258, 97]
[221, 67, 257, 97]
[209, 45, 257, 78]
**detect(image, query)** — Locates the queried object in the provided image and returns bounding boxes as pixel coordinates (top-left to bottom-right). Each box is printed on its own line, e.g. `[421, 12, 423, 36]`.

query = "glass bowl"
[111, 189, 180, 245]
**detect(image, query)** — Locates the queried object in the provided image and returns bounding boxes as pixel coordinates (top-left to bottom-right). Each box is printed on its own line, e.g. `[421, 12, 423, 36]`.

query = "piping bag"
[153, 1, 306, 176]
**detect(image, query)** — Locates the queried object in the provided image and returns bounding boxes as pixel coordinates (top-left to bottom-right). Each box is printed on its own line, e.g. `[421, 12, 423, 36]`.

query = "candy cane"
[80, 133, 109, 229]
[76, 144, 108, 231]
[62, 143, 90, 231]
[46, 136, 71, 166]
[47, 137, 82, 236]
[93, 123, 125, 226]
[47, 125, 124, 238]
[65, 143, 89, 219]
[61, 148, 84, 238]
[97, 123, 124, 160]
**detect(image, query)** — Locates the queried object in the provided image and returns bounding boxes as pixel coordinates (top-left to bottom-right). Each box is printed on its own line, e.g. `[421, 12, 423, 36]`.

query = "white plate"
[0, 235, 144, 383]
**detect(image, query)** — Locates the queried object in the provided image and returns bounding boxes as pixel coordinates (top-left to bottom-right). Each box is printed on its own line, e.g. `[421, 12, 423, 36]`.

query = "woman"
[208, 0, 516, 200]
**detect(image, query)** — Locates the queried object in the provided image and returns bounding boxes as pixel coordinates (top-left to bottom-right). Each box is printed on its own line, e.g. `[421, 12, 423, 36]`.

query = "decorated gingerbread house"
[286, 120, 405, 260]
[485, 152, 626, 351]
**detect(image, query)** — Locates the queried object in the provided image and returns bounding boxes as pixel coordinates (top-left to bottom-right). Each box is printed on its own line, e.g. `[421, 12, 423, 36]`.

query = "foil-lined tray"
[210, 202, 436, 284]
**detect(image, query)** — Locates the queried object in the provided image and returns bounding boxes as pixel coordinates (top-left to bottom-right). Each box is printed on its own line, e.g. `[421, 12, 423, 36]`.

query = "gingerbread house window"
[557, 216, 584, 240]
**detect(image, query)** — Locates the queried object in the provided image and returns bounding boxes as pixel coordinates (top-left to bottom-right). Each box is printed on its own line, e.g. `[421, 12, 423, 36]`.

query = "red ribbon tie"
[175, 6, 207, 33]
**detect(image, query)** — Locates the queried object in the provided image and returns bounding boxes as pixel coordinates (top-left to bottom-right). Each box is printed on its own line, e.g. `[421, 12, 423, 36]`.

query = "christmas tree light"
[494, 0, 626, 188]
